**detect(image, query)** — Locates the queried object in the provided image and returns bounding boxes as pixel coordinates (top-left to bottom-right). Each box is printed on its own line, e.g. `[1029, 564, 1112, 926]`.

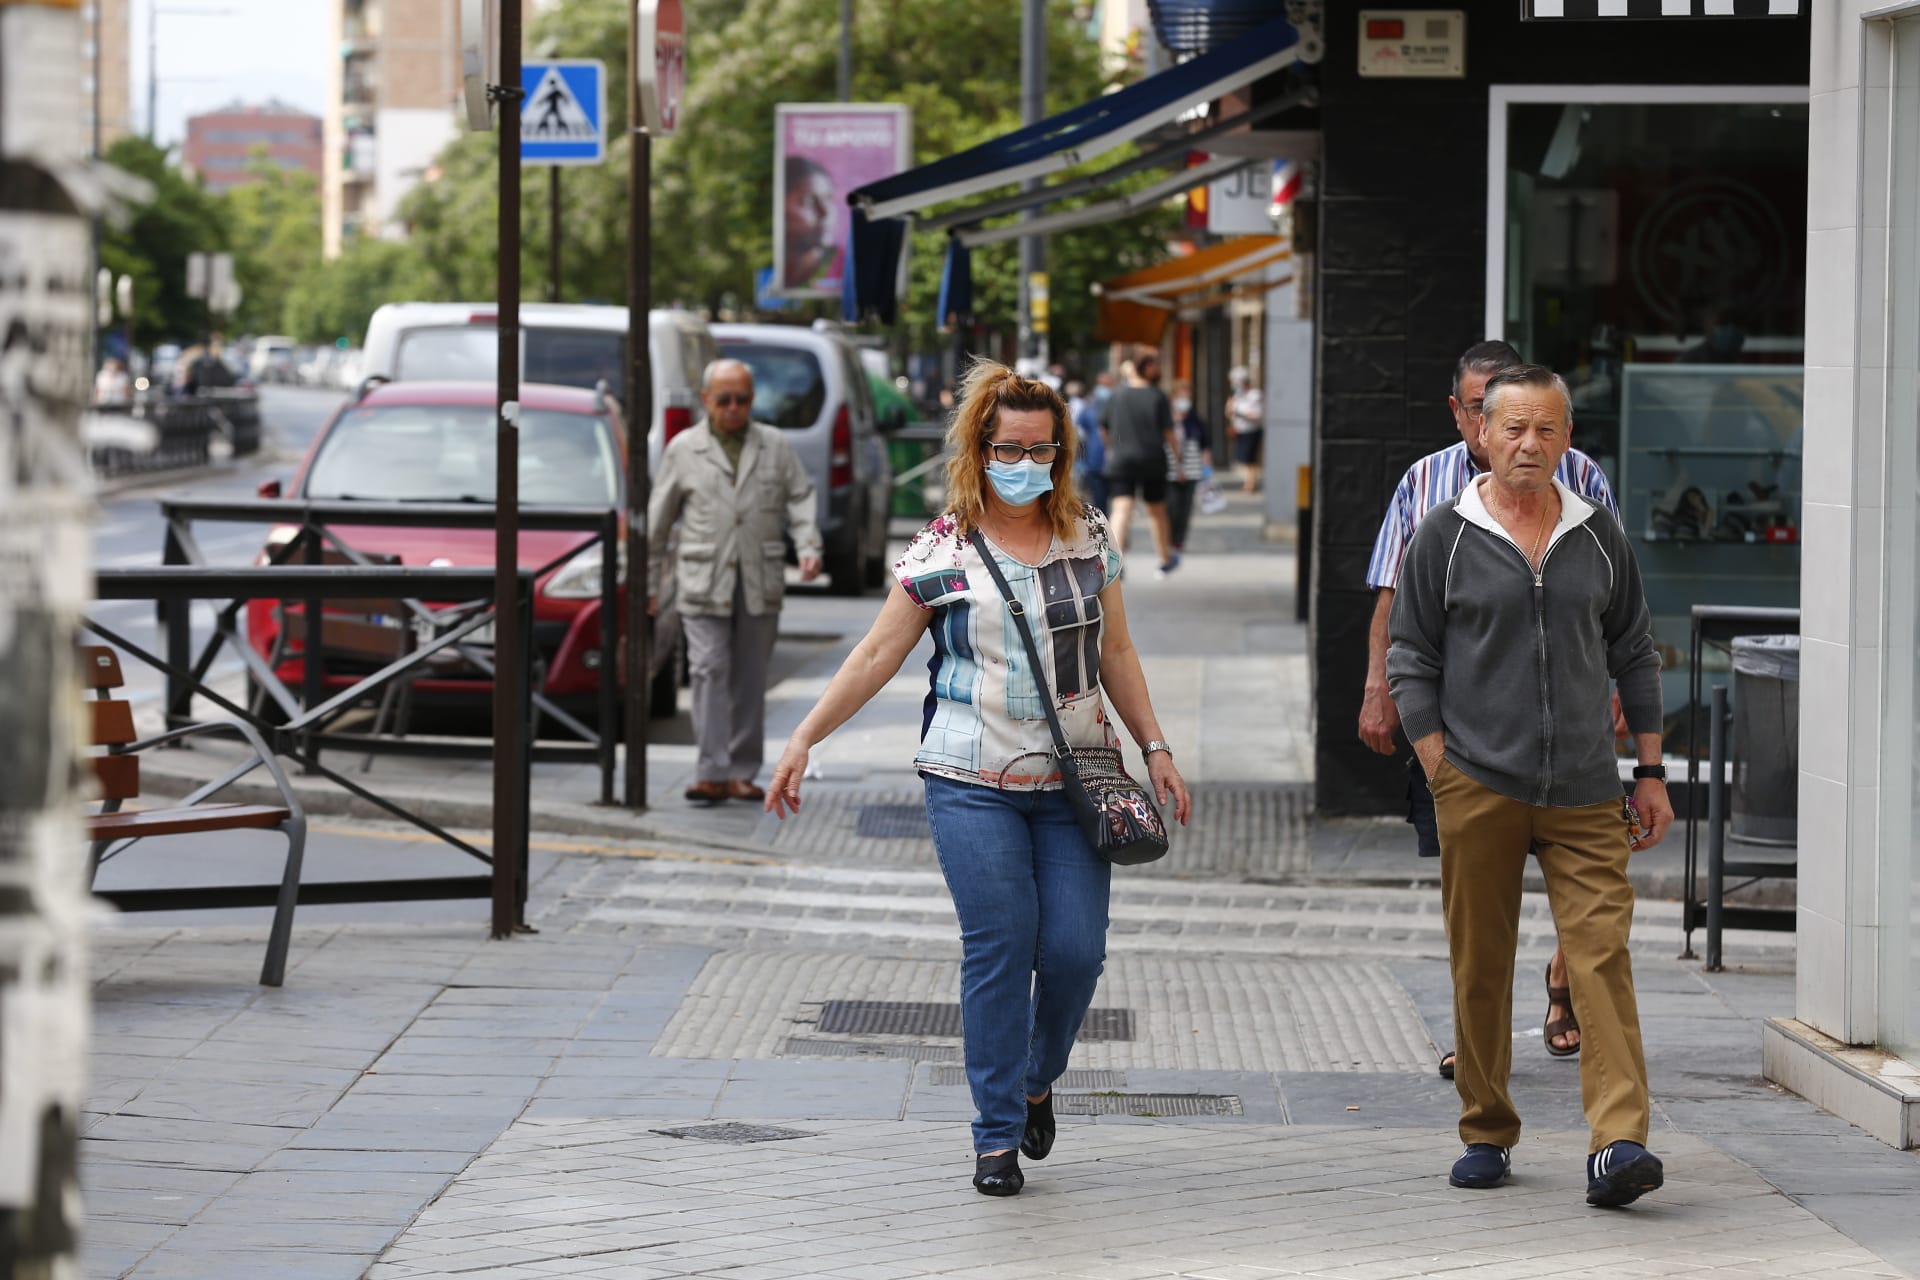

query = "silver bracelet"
[1141, 740, 1173, 759]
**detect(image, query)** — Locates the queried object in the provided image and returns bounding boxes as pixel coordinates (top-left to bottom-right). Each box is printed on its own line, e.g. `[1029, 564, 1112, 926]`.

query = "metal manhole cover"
[1054, 1094, 1242, 1117]
[814, 1000, 1134, 1041]
[780, 1037, 961, 1063]
[651, 1122, 815, 1144]
[854, 804, 931, 839]
[930, 1067, 1124, 1089]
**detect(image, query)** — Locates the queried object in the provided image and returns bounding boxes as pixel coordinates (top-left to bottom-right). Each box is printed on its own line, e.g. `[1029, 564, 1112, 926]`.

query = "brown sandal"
[1544, 962, 1580, 1057]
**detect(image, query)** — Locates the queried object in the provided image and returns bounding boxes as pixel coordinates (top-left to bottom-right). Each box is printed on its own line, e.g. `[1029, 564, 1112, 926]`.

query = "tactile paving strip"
[815, 999, 1133, 1041]
[653, 950, 1435, 1071]
[929, 1067, 1124, 1089]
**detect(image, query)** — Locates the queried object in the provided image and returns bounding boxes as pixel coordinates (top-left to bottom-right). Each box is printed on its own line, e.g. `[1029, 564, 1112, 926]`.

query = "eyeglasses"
[985, 440, 1061, 465]
[710, 393, 751, 408]
[1456, 399, 1484, 419]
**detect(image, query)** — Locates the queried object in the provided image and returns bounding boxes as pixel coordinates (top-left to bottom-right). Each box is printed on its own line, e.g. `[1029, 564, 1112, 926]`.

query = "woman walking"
[766, 360, 1191, 1197]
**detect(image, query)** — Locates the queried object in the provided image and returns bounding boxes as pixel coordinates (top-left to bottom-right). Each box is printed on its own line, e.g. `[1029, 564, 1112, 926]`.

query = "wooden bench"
[83, 645, 309, 986]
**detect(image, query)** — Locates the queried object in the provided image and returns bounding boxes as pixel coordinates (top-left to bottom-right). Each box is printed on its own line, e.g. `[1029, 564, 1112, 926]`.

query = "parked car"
[245, 379, 681, 727]
[710, 322, 895, 595]
[360, 302, 714, 472]
[249, 335, 299, 384]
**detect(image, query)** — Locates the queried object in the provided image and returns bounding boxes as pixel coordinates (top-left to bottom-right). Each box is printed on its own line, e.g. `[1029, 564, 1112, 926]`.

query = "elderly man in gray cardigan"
[1387, 363, 1674, 1209]
[648, 358, 822, 805]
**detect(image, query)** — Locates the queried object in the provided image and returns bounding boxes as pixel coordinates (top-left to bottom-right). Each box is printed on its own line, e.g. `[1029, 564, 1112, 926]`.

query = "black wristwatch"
[1632, 764, 1667, 781]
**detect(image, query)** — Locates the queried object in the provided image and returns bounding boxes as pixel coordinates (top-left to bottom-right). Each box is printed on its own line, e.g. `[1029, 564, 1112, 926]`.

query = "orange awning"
[1095, 236, 1292, 346]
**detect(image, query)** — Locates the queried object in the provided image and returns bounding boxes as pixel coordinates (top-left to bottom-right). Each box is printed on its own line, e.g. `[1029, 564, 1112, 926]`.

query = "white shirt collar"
[1458, 472, 1597, 554]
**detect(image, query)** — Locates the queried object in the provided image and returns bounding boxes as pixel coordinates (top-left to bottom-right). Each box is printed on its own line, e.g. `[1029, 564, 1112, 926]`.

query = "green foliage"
[99, 136, 231, 347]
[283, 238, 437, 347]
[223, 151, 324, 335]
[396, 0, 1180, 353]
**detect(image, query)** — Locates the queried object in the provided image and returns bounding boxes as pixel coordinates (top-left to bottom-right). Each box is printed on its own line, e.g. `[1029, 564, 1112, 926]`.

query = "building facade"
[182, 101, 323, 193]
[83, 0, 131, 150]
[1758, 0, 1920, 1149]
[1308, 4, 1811, 817]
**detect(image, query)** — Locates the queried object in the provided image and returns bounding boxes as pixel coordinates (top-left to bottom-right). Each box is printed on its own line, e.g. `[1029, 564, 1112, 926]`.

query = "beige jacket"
[648, 422, 821, 617]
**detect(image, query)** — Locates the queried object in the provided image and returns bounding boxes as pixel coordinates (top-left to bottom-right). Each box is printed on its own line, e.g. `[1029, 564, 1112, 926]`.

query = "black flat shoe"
[973, 1150, 1023, 1196]
[1021, 1094, 1056, 1161]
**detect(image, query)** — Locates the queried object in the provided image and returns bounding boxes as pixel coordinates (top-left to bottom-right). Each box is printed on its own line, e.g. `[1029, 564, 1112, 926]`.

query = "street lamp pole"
[1017, 0, 1046, 368]
[146, 4, 232, 141]
[491, 0, 527, 937]
[623, 4, 653, 809]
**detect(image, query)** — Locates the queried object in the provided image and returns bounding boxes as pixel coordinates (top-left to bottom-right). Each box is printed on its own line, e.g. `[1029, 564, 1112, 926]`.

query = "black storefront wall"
[1310, 2, 1810, 816]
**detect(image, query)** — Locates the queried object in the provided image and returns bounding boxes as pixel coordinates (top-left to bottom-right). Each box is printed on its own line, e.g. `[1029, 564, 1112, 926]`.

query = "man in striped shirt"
[1359, 340, 1619, 1074]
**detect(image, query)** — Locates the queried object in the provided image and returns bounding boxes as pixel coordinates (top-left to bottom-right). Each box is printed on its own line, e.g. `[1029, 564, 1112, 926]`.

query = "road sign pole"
[549, 165, 561, 303]
[623, 13, 653, 809]
[492, 0, 526, 937]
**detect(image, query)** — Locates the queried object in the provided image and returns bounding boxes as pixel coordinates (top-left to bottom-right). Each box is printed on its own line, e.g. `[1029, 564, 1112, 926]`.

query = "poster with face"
[773, 104, 911, 300]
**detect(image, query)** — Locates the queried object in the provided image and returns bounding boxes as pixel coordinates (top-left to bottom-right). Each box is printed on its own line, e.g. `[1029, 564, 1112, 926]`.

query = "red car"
[246, 379, 678, 724]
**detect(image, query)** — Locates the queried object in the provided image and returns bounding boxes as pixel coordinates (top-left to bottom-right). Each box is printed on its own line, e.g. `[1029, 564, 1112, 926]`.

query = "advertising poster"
[773, 104, 911, 300]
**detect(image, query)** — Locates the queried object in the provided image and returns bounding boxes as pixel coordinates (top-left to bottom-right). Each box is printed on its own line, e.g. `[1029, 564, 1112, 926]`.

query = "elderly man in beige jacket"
[648, 359, 823, 804]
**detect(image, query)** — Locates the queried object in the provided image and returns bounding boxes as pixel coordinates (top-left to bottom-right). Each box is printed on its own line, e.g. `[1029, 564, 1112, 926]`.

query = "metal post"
[623, 9, 654, 809]
[548, 165, 561, 303]
[0, 2, 94, 1267]
[598, 509, 617, 804]
[1016, 0, 1045, 366]
[147, 0, 157, 138]
[492, 0, 526, 939]
[837, 0, 851, 102]
[1706, 683, 1729, 972]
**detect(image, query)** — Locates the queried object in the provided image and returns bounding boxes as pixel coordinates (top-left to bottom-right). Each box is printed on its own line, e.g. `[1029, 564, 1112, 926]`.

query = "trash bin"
[1730, 634, 1799, 844]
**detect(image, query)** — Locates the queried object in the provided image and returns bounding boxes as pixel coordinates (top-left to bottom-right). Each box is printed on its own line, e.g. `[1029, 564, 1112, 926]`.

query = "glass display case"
[1617, 363, 1803, 728]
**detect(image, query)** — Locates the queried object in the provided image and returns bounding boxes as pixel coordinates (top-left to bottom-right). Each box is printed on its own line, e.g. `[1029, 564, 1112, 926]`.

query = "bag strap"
[968, 531, 1079, 769]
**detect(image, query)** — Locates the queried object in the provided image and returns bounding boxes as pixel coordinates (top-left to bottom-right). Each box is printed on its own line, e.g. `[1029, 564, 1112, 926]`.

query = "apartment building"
[184, 101, 323, 193]
[83, 0, 132, 150]
[323, 0, 543, 256]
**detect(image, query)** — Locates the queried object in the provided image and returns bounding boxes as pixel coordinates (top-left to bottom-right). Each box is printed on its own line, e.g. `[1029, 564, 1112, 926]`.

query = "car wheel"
[825, 523, 866, 597]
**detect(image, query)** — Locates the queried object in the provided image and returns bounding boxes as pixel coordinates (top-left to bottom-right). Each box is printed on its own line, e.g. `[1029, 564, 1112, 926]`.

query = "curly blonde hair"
[943, 359, 1082, 540]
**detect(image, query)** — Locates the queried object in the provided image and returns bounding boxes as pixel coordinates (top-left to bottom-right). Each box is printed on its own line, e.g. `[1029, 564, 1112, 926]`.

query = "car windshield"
[720, 343, 824, 430]
[304, 404, 618, 505]
[394, 325, 627, 400]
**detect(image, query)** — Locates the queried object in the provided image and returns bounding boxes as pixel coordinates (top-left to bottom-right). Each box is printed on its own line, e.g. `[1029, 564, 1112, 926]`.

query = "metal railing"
[89, 390, 263, 477]
[157, 496, 624, 805]
[88, 564, 534, 931]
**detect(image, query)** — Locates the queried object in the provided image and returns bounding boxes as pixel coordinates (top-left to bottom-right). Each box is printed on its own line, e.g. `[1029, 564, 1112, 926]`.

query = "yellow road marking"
[309, 821, 781, 866]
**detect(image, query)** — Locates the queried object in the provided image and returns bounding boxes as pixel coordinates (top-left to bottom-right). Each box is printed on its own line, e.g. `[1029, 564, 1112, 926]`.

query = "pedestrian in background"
[1066, 377, 1109, 512]
[1228, 366, 1265, 494]
[649, 358, 822, 806]
[1360, 339, 1618, 1077]
[1388, 363, 1673, 1208]
[1165, 379, 1211, 555]
[766, 359, 1190, 1198]
[1100, 347, 1181, 575]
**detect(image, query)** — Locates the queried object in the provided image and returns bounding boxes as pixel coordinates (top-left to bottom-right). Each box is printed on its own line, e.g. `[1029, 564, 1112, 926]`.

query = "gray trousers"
[681, 580, 779, 782]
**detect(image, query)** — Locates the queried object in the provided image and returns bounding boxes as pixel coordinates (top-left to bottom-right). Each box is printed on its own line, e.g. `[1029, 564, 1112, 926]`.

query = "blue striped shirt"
[1365, 441, 1618, 590]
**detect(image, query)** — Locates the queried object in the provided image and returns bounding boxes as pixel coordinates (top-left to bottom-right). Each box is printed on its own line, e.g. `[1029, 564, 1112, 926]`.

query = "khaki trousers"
[681, 579, 779, 783]
[1430, 758, 1650, 1153]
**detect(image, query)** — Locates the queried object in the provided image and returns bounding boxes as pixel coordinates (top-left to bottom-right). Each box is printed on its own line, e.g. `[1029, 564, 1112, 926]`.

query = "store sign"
[637, 0, 684, 136]
[772, 103, 912, 300]
[1207, 161, 1277, 235]
[1357, 9, 1464, 79]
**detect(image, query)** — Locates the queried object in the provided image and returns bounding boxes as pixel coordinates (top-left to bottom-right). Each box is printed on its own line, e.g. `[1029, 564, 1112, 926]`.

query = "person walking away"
[1164, 380, 1211, 555]
[1100, 348, 1181, 575]
[1065, 378, 1109, 512]
[649, 358, 822, 805]
[1388, 363, 1674, 1208]
[1227, 367, 1265, 494]
[765, 360, 1190, 1197]
[1360, 339, 1618, 1077]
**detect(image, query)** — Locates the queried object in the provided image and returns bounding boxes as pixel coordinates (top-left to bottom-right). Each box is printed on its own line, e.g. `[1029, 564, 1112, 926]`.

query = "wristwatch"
[1632, 764, 1667, 781]
[1142, 740, 1174, 759]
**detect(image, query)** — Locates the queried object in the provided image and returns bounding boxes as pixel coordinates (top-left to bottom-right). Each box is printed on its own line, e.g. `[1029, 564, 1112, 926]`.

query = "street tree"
[283, 238, 438, 348]
[99, 136, 232, 348]
[395, 0, 1178, 353]
[222, 151, 324, 337]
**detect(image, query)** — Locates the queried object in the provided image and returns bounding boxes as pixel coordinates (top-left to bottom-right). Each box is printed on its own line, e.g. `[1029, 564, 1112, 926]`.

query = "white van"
[361, 302, 715, 469]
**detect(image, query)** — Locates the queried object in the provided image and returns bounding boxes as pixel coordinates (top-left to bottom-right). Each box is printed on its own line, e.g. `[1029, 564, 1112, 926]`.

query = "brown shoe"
[684, 780, 729, 806]
[726, 780, 765, 802]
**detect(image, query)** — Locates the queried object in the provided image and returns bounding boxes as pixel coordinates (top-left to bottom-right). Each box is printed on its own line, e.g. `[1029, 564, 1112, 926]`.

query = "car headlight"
[543, 541, 626, 599]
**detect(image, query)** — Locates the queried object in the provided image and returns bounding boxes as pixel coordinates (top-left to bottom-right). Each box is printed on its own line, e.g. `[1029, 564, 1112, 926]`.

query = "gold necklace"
[1527, 503, 1551, 569]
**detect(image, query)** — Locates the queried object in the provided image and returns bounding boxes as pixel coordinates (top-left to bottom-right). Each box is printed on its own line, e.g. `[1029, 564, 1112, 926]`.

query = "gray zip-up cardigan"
[1387, 475, 1663, 808]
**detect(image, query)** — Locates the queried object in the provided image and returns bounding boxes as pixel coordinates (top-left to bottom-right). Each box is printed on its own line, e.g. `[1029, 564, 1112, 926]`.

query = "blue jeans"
[923, 773, 1112, 1154]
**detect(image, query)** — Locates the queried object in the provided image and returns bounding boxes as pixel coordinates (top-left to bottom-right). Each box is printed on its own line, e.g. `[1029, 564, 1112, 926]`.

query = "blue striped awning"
[843, 16, 1302, 322]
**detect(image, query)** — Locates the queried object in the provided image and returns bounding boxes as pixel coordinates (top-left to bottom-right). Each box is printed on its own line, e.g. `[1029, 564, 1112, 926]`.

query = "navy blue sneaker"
[1586, 1141, 1663, 1207]
[1449, 1143, 1511, 1189]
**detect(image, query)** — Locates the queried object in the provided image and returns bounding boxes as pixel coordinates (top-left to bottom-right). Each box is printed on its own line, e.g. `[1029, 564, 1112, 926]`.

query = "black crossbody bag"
[968, 531, 1170, 866]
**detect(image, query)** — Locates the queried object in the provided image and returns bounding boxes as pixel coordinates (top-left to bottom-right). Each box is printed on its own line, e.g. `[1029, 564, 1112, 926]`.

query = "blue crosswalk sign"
[521, 60, 605, 165]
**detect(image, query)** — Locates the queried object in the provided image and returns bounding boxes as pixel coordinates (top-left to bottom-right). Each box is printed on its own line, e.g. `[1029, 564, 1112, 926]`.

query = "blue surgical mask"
[985, 458, 1055, 506]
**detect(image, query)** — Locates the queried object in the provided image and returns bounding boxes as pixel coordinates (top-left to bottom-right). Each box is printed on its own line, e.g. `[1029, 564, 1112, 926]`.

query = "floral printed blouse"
[891, 506, 1125, 790]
